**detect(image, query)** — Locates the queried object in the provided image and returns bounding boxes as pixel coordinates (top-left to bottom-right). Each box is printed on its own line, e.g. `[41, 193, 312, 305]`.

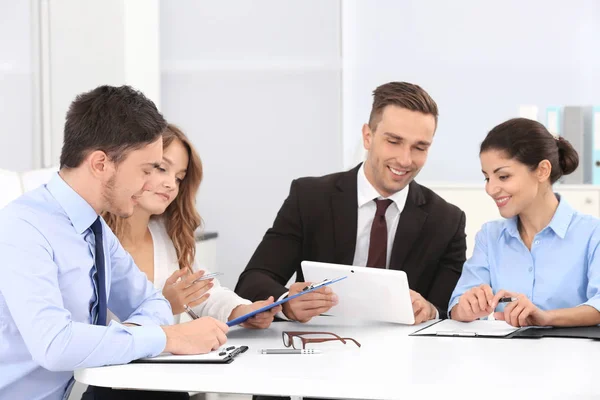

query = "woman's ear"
[536, 159, 552, 182]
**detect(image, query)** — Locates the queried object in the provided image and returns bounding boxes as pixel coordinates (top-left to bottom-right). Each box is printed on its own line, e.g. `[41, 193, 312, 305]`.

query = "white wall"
[46, 0, 160, 167]
[160, 0, 343, 288]
[0, 1, 34, 172]
[342, 0, 600, 181]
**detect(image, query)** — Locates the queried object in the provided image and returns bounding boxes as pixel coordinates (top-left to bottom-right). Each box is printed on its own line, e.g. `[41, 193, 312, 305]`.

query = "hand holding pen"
[162, 269, 215, 316]
[491, 290, 552, 327]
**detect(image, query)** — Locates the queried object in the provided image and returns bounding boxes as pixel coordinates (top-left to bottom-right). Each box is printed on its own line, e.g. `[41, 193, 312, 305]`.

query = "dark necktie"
[90, 217, 107, 326]
[366, 199, 393, 268]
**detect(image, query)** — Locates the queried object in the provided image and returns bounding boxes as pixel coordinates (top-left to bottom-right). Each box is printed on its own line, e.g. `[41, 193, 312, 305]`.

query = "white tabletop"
[75, 317, 600, 399]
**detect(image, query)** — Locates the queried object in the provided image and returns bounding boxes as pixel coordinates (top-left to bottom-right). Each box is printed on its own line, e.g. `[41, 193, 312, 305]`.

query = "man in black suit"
[235, 81, 466, 330]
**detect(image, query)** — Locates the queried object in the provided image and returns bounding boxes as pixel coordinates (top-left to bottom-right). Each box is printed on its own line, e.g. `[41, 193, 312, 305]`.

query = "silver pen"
[260, 349, 321, 355]
[192, 271, 224, 283]
[184, 304, 199, 320]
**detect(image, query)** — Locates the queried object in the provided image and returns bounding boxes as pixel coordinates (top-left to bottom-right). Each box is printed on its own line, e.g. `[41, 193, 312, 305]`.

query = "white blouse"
[148, 218, 251, 324]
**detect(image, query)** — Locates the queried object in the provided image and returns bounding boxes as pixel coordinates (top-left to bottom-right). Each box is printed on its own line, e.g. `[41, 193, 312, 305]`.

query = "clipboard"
[132, 346, 249, 364]
[227, 276, 347, 327]
[511, 326, 600, 340]
[410, 320, 522, 338]
[411, 320, 600, 340]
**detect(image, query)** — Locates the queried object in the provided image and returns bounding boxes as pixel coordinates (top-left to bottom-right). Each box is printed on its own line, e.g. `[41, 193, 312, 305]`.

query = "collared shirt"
[351, 163, 409, 268]
[449, 197, 600, 316]
[277, 164, 414, 321]
[0, 173, 173, 400]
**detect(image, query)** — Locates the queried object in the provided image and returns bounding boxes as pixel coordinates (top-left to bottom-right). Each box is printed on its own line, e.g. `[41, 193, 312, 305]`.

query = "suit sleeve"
[234, 179, 304, 302]
[426, 210, 466, 318]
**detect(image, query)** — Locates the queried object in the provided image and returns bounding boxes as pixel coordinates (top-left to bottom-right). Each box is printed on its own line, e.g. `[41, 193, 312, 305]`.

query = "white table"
[75, 317, 600, 399]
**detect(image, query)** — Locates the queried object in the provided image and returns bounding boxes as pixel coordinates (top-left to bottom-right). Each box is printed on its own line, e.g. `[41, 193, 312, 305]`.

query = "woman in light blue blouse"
[449, 118, 600, 327]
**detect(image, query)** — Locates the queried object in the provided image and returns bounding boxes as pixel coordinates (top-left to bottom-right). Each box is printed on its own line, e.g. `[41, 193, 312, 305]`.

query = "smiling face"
[480, 149, 553, 219]
[101, 137, 163, 218]
[362, 105, 436, 197]
[135, 138, 189, 216]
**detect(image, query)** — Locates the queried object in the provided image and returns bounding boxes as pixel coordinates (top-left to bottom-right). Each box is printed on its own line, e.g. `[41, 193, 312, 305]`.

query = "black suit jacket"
[234, 164, 467, 317]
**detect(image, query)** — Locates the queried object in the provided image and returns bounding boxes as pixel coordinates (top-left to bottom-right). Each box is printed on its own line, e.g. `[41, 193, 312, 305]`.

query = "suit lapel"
[331, 165, 360, 265]
[389, 181, 428, 273]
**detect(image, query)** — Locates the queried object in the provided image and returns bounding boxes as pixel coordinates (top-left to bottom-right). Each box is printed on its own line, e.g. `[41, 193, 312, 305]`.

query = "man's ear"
[536, 159, 552, 182]
[362, 123, 373, 151]
[86, 150, 113, 179]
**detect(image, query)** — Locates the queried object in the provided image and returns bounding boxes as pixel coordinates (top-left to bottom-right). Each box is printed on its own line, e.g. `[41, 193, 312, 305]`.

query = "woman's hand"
[228, 297, 281, 329]
[451, 284, 494, 321]
[492, 290, 552, 327]
[162, 269, 213, 315]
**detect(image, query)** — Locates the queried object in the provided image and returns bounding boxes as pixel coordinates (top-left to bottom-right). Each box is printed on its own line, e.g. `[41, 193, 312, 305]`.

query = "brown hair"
[480, 118, 579, 184]
[60, 85, 166, 169]
[368, 82, 439, 131]
[104, 123, 203, 272]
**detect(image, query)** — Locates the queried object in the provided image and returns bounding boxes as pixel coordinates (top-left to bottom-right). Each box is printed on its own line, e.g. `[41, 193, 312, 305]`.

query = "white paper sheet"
[412, 320, 520, 337]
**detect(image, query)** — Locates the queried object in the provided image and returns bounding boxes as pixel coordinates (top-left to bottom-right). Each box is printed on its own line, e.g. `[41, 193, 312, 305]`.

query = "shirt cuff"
[582, 296, 600, 313]
[128, 323, 167, 358]
[275, 291, 291, 321]
[222, 297, 252, 323]
[447, 298, 460, 319]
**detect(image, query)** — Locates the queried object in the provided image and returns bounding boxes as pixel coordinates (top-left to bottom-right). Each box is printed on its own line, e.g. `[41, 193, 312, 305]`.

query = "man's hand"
[410, 290, 437, 325]
[228, 297, 281, 329]
[282, 282, 338, 323]
[492, 290, 552, 327]
[162, 316, 228, 355]
[162, 269, 213, 315]
[451, 284, 494, 322]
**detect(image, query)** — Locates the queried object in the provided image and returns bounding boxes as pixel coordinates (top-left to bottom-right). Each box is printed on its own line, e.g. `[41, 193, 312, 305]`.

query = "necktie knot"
[90, 217, 103, 236]
[374, 199, 393, 217]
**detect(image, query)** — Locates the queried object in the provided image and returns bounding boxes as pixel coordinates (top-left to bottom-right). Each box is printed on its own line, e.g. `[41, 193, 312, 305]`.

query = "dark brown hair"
[60, 85, 167, 169]
[104, 124, 203, 272]
[369, 82, 438, 131]
[480, 118, 579, 184]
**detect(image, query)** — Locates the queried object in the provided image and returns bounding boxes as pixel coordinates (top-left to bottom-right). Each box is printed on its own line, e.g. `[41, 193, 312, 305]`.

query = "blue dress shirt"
[449, 197, 600, 317]
[0, 173, 174, 400]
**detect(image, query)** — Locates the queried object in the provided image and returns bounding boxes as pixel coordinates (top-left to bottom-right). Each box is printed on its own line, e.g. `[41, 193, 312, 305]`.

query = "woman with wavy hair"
[103, 124, 280, 326]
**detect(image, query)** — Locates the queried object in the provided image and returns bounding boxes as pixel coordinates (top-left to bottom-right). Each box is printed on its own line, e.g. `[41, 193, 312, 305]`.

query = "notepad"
[132, 346, 248, 364]
[411, 320, 520, 337]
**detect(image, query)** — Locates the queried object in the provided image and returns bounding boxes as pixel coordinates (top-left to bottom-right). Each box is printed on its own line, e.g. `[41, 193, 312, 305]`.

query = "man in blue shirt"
[0, 85, 229, 400]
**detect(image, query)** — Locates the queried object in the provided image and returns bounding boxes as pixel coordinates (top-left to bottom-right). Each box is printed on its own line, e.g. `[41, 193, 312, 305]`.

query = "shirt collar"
[546, 195, 574, 239]
[46, 172, 99, 235]
[502, 194, 574, 240]
[356, 163, 409, 210]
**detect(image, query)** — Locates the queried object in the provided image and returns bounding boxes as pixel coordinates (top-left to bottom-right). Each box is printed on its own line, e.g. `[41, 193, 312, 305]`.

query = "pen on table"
[260, 349, 321, 355]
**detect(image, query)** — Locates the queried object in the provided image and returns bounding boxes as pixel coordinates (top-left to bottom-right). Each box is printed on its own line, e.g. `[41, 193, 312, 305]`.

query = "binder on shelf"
[561, 106, 593, 184]
[546, 106, 561, 136]
[593, 107, 600, 185]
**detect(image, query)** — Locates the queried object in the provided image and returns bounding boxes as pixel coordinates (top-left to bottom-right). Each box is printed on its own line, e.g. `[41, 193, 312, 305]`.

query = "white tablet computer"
[301, 261, 415, 324]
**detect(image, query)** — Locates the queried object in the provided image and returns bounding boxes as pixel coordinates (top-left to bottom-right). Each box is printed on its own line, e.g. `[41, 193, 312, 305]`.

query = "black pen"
[498, 297, 517, 303]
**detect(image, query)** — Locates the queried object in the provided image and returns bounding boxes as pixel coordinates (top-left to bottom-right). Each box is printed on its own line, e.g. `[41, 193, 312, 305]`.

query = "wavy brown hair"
[103, 123, 203, 272]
